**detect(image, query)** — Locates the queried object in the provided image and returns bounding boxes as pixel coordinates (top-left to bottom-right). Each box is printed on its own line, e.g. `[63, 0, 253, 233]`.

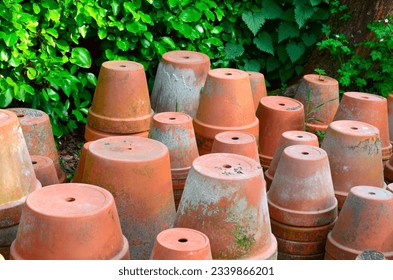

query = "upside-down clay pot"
[82, 136, 176, 260]
[10, 183, 129, 260]
[175, 153, 277, 260]
[256, 96, 305, 169]
[7, 108, 65, 183]
[193, 68, 259, 155]
[84, 124, 149, 142]
[211, 131, 260, 162]
[148, 112, 199, 209]
[247, 71, 267, 112]
[325, 186, 393, 260]
[150, 50, 210, 118]
[71, 142, 92, 183]
[87, 60, 154, 134]
[31, 155, 59, 187]
[333, 92, 392, 163]
[150, 228, 212, 260]
[387, 93, 393, 145]
[294, 74, 339, 133]
[265, 131, 319, 190]
[268, 145, 337, 227]
[321, 120, 385, 210]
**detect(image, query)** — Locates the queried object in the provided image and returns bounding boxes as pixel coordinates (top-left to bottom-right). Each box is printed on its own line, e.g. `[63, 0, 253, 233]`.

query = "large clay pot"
[82, 136, 176, 260]
[193, 68, 259, 155]
[175, 153, 277, 260]
[150, 50, 210, 118]
[10, 183, 129, 260]
[247, 71, 267, 112]
[84, 124, 149, 142]
[31, 155, 59, 187]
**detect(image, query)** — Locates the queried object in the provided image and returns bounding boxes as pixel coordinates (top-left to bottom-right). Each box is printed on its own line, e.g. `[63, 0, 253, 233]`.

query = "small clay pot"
[278, 252, 324, 260]
[193, 68, 259, 155]
[211, 131, 260, 162]
[87, 60, 154, 134]
[265, 131, 319, 190]
[150, 228, 212, 260]
[321, 120, 385, 210]
[247, 71, 267, 112]
[334, 92, 392, 163]
[175, 153, 277, 260]
[325, 186, 393, 260]
[71, 141, 92, 183]
[84, 124, 149, 142]
[268, 145, 337, 227]
[150, 50, 210, 118]
[256, 96, 305, 169]
[31, 155, 59, 187]
[7, 108, 65, 183]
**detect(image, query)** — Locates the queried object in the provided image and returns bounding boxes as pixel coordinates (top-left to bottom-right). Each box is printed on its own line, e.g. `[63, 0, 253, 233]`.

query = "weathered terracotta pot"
[321, 120, 385, 210]
[0, 224, 18, 260]
[388, 94, 393, 144]
[150, 228, 212, 260]
[150, 50, 210, 118]
[148, 112, 199, 210]
[10, 183, 129, 260]
[31, 155, 59, 187]
[193, 68, 259, 155]
[356, 250, 386, 260]
[247, 71, 267, 112]
[294, 74, 339, 133]
[71, 141, 92, 183]
[333, 92, 392, 163]
[211, 131, 260, 162]
[256, 96, 305, 169]
[268, 145, 337, 226]
[175, 153, 277, 260]
[84, 124, 149, 142]
[82, 136, 176, 260]
[278, 252, 325, 260]
[265, 131, 319, 190]
[325, 186, 393, 260]
[7, 108, 65, 183]
[384, 153, 393, 183]
[276, 237, 326, 256]
[87, 60, 154, 134]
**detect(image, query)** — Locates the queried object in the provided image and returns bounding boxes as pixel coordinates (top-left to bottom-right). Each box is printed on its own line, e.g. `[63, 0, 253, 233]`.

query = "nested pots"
[247, 71, 267, 112]
[150, 50, 210, 118]
[84, 124, 149, 142]
[193, 68, 259, 155]
[31, 155, 59, 187]
[10, 183, 129, 260]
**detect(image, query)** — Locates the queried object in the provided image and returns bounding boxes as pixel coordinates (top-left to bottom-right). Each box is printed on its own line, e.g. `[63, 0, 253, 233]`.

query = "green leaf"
[153, 41, 167, 55]
[98, 28, 107, 39]
[72, 109, 85, 122]
[278, 22, 299, 43]
[168, 0, 178, 9]
[32, 3, 41, 14]
[78, 25, 88, 38]
[205, 37, 223, 47]
[179, 7, 202, 22]
[0, 88, 13, 107]
[301, 33, 317, 47]
[70, 47, 92, 68]
[27, 67, 37, 80]
[224, 43, 245, 60]
[266, 56, 279, 72]
[286, 41, 306, 63]
[86, 73, 97, 86]
[3, 33, 18, 47]
[46, 28, 59, 38]
[242, 11, 265, 36]
[0, 49, 9, 61]
[204, 10, 215, 21]
[161, 37, 177, 49]
[371, 50, 382, 61]
[310, 0, 322, 6]
[47, 88, 60, 101]
[139, 12, 153, 25]
[261, 0, 283, 19]
[48, 9, 61, 22]
[253, 32, 274, 55]
[196, 2, 208, 11]
[244, 59, 262, 72]
[126, 22, 139, 33]
[295, 4, 315, 28]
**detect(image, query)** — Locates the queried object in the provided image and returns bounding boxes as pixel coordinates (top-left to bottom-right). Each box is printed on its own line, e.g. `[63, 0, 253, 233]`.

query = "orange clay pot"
[321, 120, 385, 210]
[10, 183, 129, 260]
[276, 237, 326, 256]
[278, 252, 324, 260]
[87, 60, 154, 134]
[82, 136, 176, 260]
[148, 112, 199, 210]
[388, 93, 393, 144]
[211, 131, 260, 162]
[150, 228, 212, 260]
[193, 68, 259, 155]
[294, 74, 339, 133]
[256, 96, 305, 169]
[333, 92, 392, 163]
[150, 50, 210, 118]
[31, 155, 59, 187]
[267, 145, 337, 227]
[265, 131, 319, 190]
[7, 108, 65, 183]
[247, 71, 267, 112]
[175, 153, 277, 260]
[71, 141, 92, 183]
[325, 186, 393, 260]
[84, 124, 149, 142]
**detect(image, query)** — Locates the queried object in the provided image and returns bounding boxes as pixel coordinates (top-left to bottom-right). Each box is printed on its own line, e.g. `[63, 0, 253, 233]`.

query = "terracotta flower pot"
[387, 93, 393, 145]
[82, 136, 176, 260]
[31, 155, 59, 187]
[321, 120, 385, 210]
[356, 250, 386, 260]
[276, 237, 326, 256]
[87, 60, 154, 134]
[278, 252, 324, 260]
[265, 131, 319, 190]
[7, 108, 65, 183]
[175, 153, 277, 260]
[71, 141, 92, 183]
[10, 183, 129, 260]
[384, 152, 393, 183]
[193, 68, 259, 155]
[150, 50, 210, 118]
[247, 71, 267, 112]
[294, 74, 339, 133]
[211, 131, 260, 162]
[325, 186, 393, 260]
[333, 92, 392, 163]
[84, 124, 149, 142]
[150, 228, 212, 260]
[148, 112, 199, 210]
[256, 96, 305, 169]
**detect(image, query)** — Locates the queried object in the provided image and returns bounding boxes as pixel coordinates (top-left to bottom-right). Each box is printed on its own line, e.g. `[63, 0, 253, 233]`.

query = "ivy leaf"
[261, 0, 283, 19]
[278, 22, 299, 43]
[242, 11, 265, 36]
[179, 7, 202, 23]
[295, 4, 315, 28]
[224, 43, 245, 60]
[286, 41, 306, 63]
[70, 47, 92, 68]
[253, 31, 274, 55]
